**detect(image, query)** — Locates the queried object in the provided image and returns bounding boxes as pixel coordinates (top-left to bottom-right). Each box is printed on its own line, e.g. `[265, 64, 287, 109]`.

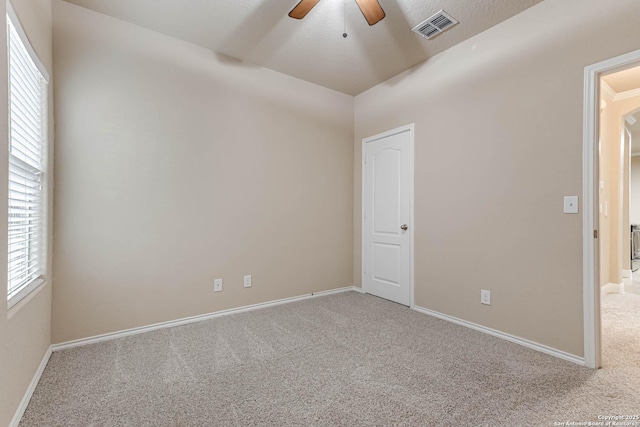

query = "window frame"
[6, 0, 49, 309]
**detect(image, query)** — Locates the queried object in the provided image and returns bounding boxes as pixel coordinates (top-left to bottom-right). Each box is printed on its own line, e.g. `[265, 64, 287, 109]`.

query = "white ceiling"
[603, 65, 640, 93]
[62, 0, 544, 95]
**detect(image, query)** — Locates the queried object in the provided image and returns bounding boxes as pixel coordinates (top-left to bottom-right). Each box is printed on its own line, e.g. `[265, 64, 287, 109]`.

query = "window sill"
[7, 277, 46, 315]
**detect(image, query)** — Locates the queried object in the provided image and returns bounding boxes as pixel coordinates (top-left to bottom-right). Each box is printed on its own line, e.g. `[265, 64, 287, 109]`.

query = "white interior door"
[363, 125, 413, 306]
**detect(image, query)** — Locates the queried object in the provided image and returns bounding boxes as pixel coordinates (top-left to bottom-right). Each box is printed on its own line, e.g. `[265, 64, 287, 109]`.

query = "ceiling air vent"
[412, 10, 458, 40]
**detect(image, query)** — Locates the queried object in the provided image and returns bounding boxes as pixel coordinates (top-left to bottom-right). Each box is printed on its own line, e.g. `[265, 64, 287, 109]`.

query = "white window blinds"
[7, 10, 48, 306]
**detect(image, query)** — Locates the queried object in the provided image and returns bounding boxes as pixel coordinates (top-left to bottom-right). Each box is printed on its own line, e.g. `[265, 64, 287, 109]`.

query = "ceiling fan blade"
[289, 0, 322, 19]
[354, 0, 385, 26]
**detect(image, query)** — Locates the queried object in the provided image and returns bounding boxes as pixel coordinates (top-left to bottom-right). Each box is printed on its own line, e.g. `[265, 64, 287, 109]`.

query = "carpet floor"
[19, 291, 640, 426]
[601, 281, 640, 367]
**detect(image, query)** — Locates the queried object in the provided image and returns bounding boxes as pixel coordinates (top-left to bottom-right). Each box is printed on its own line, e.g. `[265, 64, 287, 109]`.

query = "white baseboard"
[622, 269, 632, 285]
[310, 287, 356, 297]
[52, 286, 357, 352]
[9, 346, 52, 427]
[412, 305, 585, 366]
[601, 282, 624, 295]
[351, 286, 365, 293]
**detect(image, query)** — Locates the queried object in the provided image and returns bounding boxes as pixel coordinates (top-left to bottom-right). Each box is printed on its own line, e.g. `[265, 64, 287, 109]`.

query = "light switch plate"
[481, 289, 491, 306]
[563, 196, 579, 214]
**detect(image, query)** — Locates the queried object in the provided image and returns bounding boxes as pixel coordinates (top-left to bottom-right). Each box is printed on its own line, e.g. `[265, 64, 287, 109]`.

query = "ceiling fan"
[289, 0, 385, 26]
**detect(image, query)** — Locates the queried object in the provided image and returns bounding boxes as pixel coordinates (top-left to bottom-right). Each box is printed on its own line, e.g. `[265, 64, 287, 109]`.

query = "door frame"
[361, 123, 415, 308]
[583, 48, 640, 369]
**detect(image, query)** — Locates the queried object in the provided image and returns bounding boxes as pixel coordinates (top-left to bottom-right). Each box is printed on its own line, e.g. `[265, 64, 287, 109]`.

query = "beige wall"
[623, 127, 630, 272]
[353, 0, 640, 357]
[631, 156, 640, 226]
[599, 97, 620, 285]
[51, 0, 354, 343]
[0, 0, 53, 425]
[599, 97, 640, 285]
[599, 99, 612, 286]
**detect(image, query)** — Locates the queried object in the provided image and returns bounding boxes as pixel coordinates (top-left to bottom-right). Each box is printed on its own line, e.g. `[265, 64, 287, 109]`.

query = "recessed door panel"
[372, 242, 401, 286]
[373, 148, 401, 235]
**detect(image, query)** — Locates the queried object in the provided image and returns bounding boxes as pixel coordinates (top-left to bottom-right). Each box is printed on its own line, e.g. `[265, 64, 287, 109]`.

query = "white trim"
[309, 287, 355, 297]
[7, 277, 45, 309]
[5, 0, 49, 83]
[601, 282, 624, 295]
[361, 124, 415, 308]
[409, 124, 415, 309]
[601, 80, 616, 101]
[600, 80, 640, 103]
[52, 286, 357, 351]
[583, 48, 640, 370]
[614, 87, 640, 102]
[412, 305, 585, 366]
[351, 286, 365, 293]
[9, 346, 52, 427]
[583, 58, 600, 370]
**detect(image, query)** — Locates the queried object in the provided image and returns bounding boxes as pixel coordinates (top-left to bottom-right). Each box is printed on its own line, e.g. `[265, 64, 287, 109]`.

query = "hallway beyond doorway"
[601, 278, 640, 367]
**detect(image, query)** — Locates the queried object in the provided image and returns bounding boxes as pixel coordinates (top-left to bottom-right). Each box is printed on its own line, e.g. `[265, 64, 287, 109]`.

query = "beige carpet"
[19, 292, 640, 426]
[601, 281, 640, 367]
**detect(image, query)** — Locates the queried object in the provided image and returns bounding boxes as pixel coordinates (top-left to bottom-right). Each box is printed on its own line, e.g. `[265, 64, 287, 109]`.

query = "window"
[6, 4, 49, 308]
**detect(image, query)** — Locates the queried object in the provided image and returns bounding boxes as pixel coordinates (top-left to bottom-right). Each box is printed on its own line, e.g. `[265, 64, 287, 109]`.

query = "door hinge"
[594, 229, 598, 239]
[364, 156, 367, 165]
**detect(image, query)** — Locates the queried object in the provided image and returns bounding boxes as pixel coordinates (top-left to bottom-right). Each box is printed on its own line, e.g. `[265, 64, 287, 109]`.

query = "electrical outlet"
[243, 275, 252, 288]
[481, 289, 491, 305]
[214, 278, 223, 293]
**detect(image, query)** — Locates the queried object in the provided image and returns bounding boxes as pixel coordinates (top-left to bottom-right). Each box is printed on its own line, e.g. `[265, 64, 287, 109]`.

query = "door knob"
[401, 224, 408, 231]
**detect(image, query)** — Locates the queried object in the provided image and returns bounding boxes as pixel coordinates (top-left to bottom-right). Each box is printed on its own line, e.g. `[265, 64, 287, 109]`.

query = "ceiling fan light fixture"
[354, 0, 385, 26]
[288, 0, 385, 26]
[288, 0, 321, 20]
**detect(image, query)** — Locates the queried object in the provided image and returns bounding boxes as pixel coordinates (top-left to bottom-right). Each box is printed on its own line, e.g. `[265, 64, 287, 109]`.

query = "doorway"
[584, 49, 640, 369]
[361, 124, 414, 306]
[599, 70, 640, 368]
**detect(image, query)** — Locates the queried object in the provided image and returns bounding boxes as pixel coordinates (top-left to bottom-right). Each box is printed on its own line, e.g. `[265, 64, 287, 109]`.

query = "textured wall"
[0, 0, 53, 425]
[52, 1, 354, 343]
[354, 0, 640, 357]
